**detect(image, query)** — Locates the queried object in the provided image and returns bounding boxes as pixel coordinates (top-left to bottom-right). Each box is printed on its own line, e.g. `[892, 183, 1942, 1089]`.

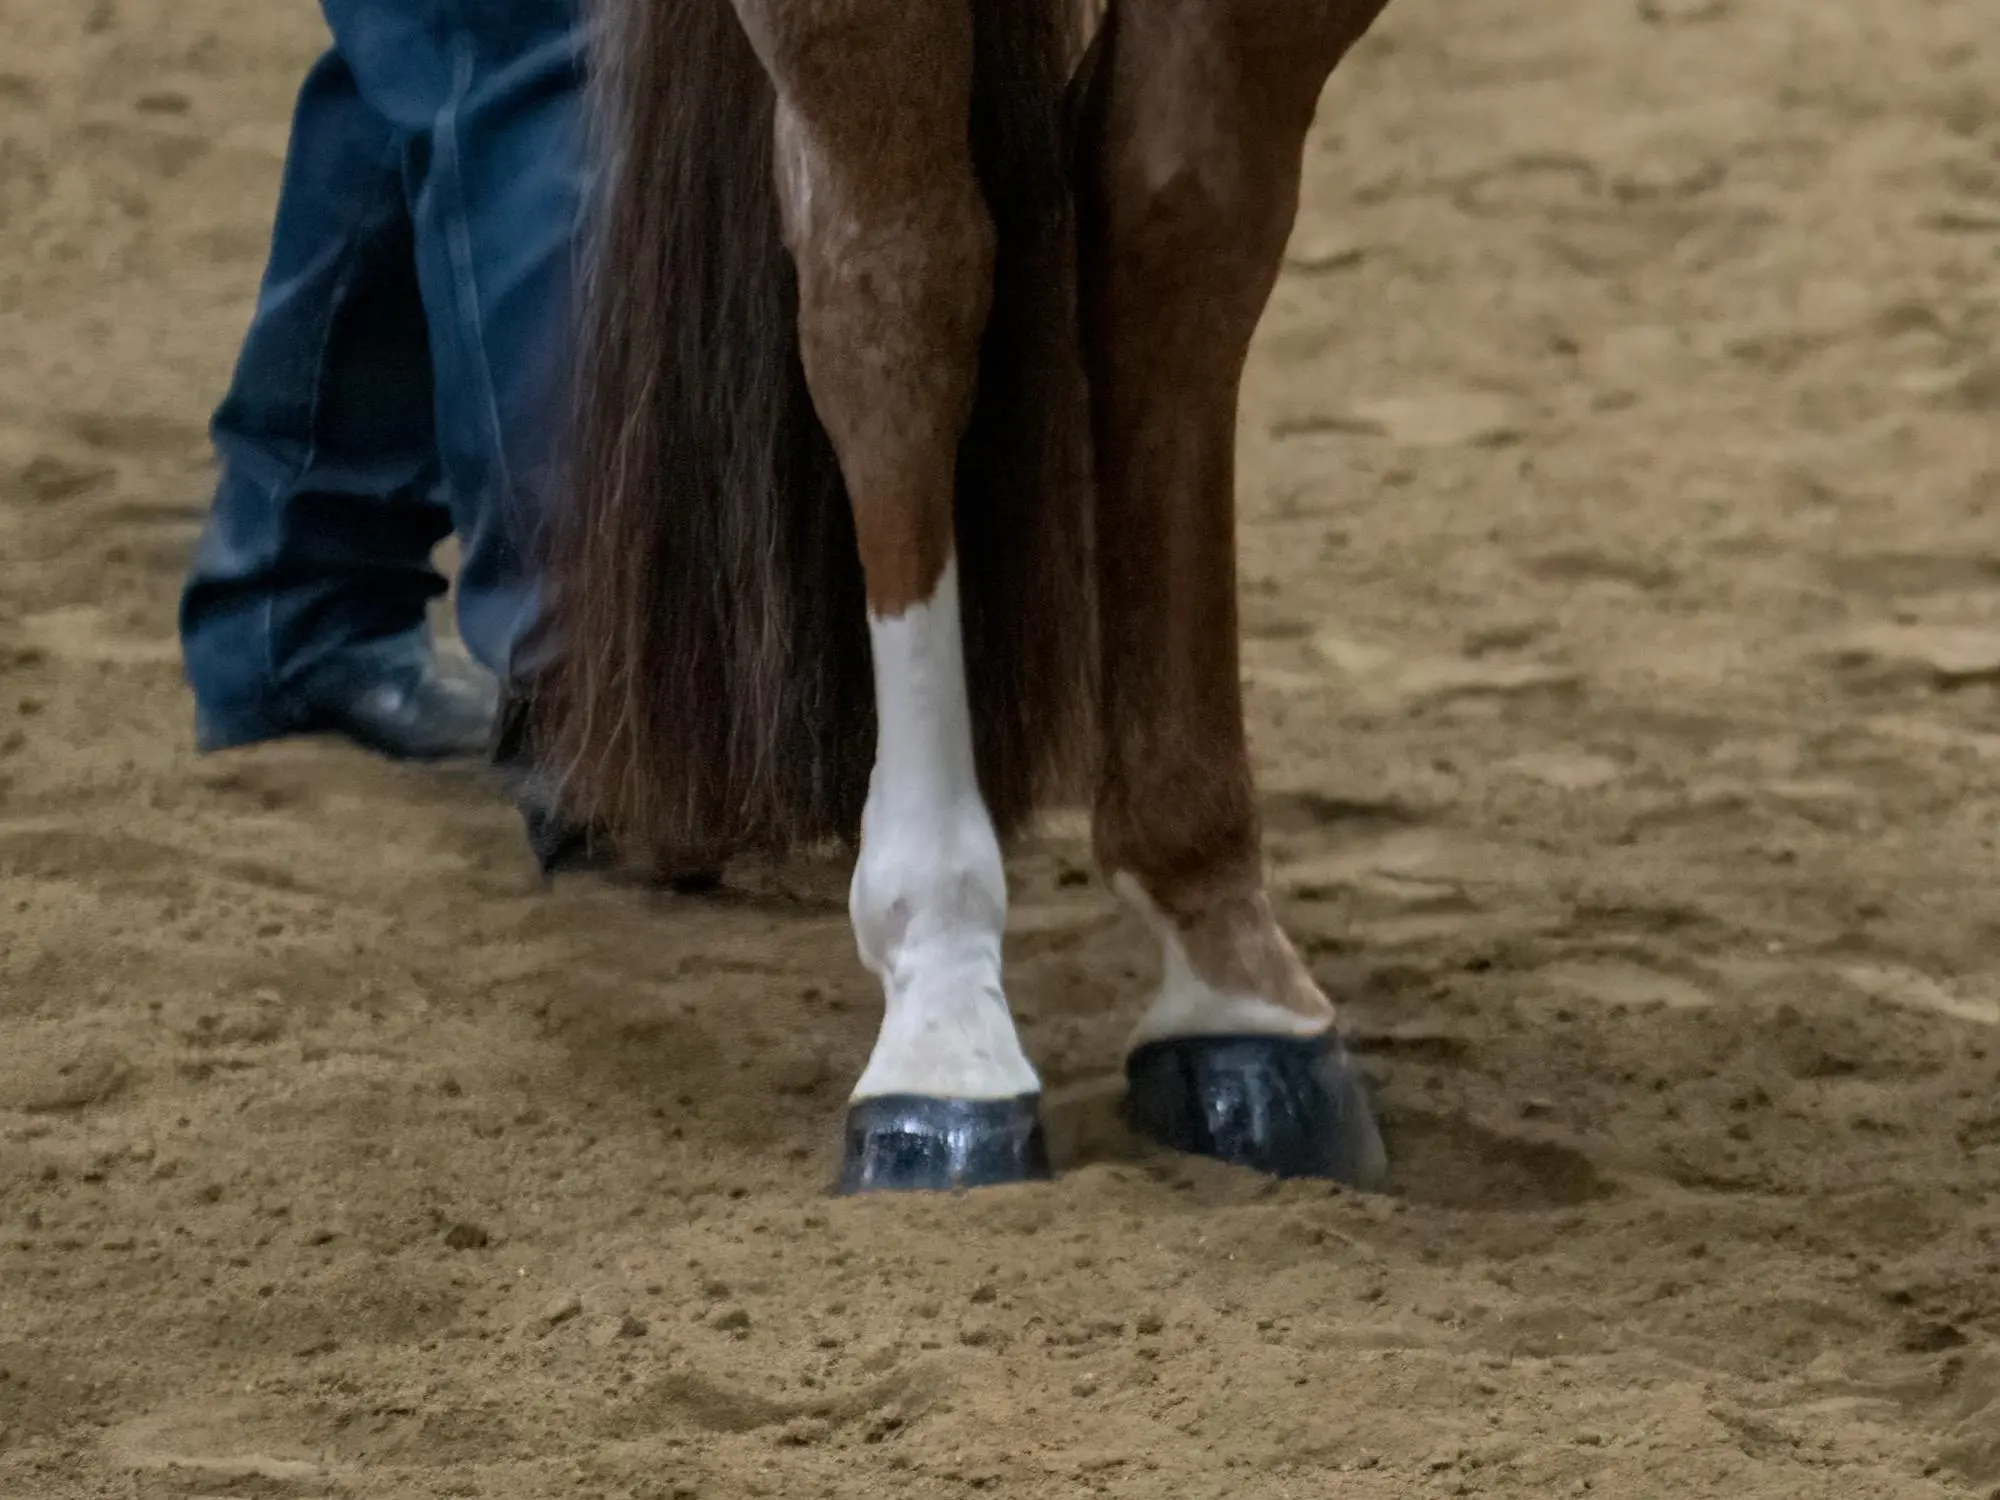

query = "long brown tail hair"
[529, 0, 1097, 872]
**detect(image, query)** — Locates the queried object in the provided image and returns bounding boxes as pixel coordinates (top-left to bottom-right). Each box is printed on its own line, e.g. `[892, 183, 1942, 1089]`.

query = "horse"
[528, 0, 1395, 1195]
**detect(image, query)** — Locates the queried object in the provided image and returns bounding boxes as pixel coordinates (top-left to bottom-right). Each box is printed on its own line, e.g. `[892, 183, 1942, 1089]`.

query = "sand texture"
[2, 0, 1998, 1495]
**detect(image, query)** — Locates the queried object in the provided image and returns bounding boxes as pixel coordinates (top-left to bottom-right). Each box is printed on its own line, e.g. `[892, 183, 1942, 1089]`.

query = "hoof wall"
[1124, 1034, 1387, 1189]
[838, 1094, 1052, 1195]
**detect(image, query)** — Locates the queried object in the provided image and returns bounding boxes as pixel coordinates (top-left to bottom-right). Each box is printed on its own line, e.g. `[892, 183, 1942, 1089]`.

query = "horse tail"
[957, 0, 1100, 837]
[532, 0, 1095, 871]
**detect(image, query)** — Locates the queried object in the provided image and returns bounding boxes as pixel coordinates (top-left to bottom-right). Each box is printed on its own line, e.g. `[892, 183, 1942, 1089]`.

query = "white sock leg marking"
[1112, 873, 1332, 1050]
[849, 560, 1040, 1102]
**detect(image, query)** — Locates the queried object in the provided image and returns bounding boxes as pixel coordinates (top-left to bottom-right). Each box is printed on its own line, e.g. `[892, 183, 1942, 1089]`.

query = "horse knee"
[751, 0, 993, 348]
[776, 103, 996, 371]
[1084, 0, 1382, 274]
[772, 101, 995, 610]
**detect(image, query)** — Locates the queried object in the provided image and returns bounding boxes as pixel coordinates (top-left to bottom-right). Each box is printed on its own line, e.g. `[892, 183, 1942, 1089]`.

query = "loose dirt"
[2, 1, 1997, 1496]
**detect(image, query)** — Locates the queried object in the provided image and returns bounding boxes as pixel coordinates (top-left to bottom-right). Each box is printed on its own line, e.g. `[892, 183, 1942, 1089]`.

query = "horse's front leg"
[1078, 0, 1391, 1186]
[732, 0, 1047, 1193]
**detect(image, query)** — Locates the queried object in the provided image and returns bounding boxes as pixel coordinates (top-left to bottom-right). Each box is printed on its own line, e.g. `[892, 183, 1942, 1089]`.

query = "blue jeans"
[180, 0, 584, 746]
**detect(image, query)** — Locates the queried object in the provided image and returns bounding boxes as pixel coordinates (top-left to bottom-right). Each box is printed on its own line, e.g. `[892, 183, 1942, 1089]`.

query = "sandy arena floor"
[2, 1, 1998, 1496]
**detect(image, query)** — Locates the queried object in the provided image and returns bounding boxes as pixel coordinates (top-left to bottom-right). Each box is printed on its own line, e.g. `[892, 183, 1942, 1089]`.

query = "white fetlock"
[847, 561, 1040, 1103]
[1112, 872, 1333, 1051]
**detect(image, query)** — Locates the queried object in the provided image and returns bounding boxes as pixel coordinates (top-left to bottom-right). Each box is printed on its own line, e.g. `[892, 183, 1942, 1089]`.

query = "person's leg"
[318, 1, 593, 852]
[426, 8, 586, 685]
[181, 48, 496, 756]
[324, 0, 586, 688]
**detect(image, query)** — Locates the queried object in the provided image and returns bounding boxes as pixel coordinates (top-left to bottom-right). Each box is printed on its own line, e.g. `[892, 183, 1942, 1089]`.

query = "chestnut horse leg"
[730, 0, 1046, 1193]
[1077, 0, 1391, 1186]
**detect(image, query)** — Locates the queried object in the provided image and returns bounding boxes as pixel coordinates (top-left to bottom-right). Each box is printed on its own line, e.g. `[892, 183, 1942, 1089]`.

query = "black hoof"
[1124, 1034, 1388, 1189]
[838, 1094, 1052, 1195]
